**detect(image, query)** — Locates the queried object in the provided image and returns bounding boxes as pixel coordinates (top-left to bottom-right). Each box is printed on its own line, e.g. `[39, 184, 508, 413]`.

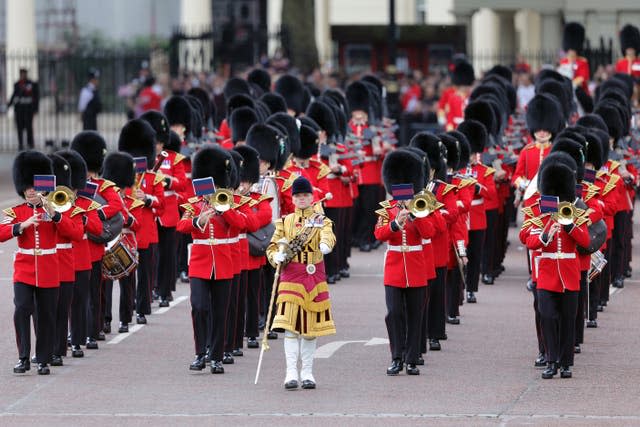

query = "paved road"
[0, 183, 639, 426]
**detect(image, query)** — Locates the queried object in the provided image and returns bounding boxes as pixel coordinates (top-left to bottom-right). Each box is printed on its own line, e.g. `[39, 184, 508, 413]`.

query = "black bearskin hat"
[274, 74, 305, 115]
[611, 73, 634, 98]
[56, 150, 88, 190]
[70, 131, 107, 173]
[187, 87, 212, 124]
[551, 138, 585, 182]
[575, 86, 594, 114]
[594, 102, 624, 141]
[382, 149, 425, 195]
[226, 94, 255, 118]
[223, 77, 251, 100]
[538, 156, 576, 202]
[13, 150, 53, 197]
[296, 125, 319, 160]
[526, 93, 564, 138]
[576, 114, 608, 133]
[620, 24, 640, 56]
[260, 92, 287, 115]
[346, 81, 371, 115]
[184, 95, 204, 138]
[164, 96, 192, 135]
[591, 128, 610, 167]
[165, 131, 182, 153]
[583, 130, 604, 170]
[409, 132, 446, 176]
[266, 112, 301, 155]
[438, 133, 462, 171]
[464, 100, 497, 136]
[452, 61, 475, 86]
[246, 124, 285, 171]
[447, 130, 471, 169]
[102, 152, 136, 189]
[536, 79, 571, 121]
[404, 147, 431, 187]
[229, 107, 259, 144]
[361, 74, 384, 97]
[49, 154, 71, 188]
[563, 22, 586, 53]
[118, 119, 157, 167]
[233, 145, 260, 184]
[139, 110, 170, 144]
[248, 68, 271, 93]
[457, 120, 487, 154]
[306, 101, 338, 141]
[486, 65, 513, 83]
[324, 89, 348, 113]
[192, 145, 234, 189]
[228, 149, 242, 189]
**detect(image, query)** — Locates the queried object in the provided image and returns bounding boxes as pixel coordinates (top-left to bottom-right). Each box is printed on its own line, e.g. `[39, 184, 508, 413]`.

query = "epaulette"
[180, 203, 195, 214]
[129, 198, 145, 210]
[100, 179, 116, 192]
[154, 172, 165, 185]
[608, 160, 620, 173]
[2, 207, 16, 219]
[174, 153, 186, 165]
[484, 167, 496, 177]
[379, 200, 393, 209]
[522, 216, 544, 229]
[316, 162, 332, 180]
[583, 183, 600, 202]
[87, 201, 101, 211]
[458, 178, 476, 189]
[70, 207, 85, 218]
[521, 206, 534, 218]
[374, 208, 389, 219]
[257, 194, 274, 203]
[602, 174, 620, 196]
[188, 196, 201, 203]
[575, 208, 592, 227]
[280, 171, 299, 191]
[238, 195, 252, 207]
[442, 182, 456, 196]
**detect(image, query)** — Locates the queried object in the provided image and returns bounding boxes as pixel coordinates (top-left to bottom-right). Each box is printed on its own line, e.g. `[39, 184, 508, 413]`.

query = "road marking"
[153, 295, 189, 314]
[315, 340, 366, 358]
[610, 287, 623, 297]
[364, 337, 389, 346]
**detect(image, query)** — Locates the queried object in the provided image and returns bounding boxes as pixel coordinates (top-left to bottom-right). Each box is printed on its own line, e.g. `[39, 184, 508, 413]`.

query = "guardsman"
[227, 107, 259, 147]
[267, 176, 336, 389]
[615, 25, 640, 78]
[559, 22, 590, 95]
[1, 151, 78, 375]
[118, 119, 165, 325]
[178, 146, 247, 374]
[286, 124, 331, 202]
[438, 61, 474, 131]
[8, 68, 39, 150]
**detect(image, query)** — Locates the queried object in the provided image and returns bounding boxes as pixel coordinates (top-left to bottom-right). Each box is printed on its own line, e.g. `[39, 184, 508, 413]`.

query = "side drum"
[102, 233, 139, 280]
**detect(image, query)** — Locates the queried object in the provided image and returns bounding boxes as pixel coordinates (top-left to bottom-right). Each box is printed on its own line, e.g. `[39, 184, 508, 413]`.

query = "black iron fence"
[0, 49, 150, 152]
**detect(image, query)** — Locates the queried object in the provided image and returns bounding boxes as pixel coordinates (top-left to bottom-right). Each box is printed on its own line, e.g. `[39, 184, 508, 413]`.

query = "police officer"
[8, 68, 39, 151]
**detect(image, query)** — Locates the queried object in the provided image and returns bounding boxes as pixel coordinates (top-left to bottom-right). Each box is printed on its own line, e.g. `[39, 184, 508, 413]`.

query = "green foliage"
[281, 0, 319, 73]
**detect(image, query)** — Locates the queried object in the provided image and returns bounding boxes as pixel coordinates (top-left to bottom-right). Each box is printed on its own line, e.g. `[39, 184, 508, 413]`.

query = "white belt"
[56, 243, 73, 250]
[363, 156, 378, 162]
[82, 233, 88, 240]
[238, 233, 247, 239]
[387, 244, 423, 252]
[421, 239, 432, 245]
[192, 237, 239, 246]
[164, 190, 176, 196]
[17, 248, 57, 255]
[123, 229, 135, 235]
[471, 198, 484, 206]
[540, 252, 576, 260]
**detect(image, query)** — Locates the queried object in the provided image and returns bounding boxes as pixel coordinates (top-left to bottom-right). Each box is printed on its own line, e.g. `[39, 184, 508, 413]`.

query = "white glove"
[272, 251, 286, 264]
[319, 243, 331, 255]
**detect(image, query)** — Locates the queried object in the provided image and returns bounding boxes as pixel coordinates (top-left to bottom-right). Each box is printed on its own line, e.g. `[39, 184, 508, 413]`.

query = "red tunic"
[56, 206, 86, 282]
[73, 196, 102, 272]
[615, 57, 640, 78]
[88, 177, 125, 262]
[438, 87, 467, 131]
[431, 181, 458, 268]
[558, 56, 590, 94]
[348, 120, 382, 185]
[157, 150, 187, 228]
[511, 142, 551, 188]
[125, 171, 165, 249]
[467, 163, 495, 230]
[245, 192, 273, 270]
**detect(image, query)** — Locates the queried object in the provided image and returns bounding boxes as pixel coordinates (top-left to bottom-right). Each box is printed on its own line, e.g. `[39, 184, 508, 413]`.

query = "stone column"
[540, 11, 562, 59]
[314, 0, 331, 68]
[6, 0, 38, 100]
[179, 0, 213, 72]
[472, 8, 500, 74]
[267, 0, 283, 57]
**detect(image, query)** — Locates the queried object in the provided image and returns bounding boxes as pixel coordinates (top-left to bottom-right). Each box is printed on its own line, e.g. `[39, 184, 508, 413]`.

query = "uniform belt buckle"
[401, 245, 408, 252]
[306, 264, 316, 275]
[34, 249, 42, 256]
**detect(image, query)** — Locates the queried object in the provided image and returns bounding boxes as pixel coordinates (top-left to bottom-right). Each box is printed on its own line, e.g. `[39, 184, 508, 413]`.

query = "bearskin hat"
[382, 149, 425, 195]
[184, 95, 204, 139]
[223, 77, 251, 100]
[226, 94, 255, 118]
[296, 125, 319, 160]
[248, 68, 271, 93]
[192, 145, 234, 189]
[599, 98, 630, 136]
[233, 145, 260, 184]
[611, 73, 635, 98]
[551, 138, 585, 181]
[187, 87, 212, 123]
[306, 101, 338, 141]
[556, 128, 587, 147]
[300, 116, 320, 132]
[139, 110, 170, 144]
[266, 112, 301, 155]
[447, 130, 471, 170]
[330, 103, 348, 139]
[229, 107, 259, 144]
[165, 130, 182, 153]
[102, 152, 135, 189]
[620, 24, 640, 56]
[536, 79, 571, 121]
[362, 81, 382, 123]
[576, 114, 608, 133]
[12, 150, 53, 197]
[482, 75, 517, 114]
[438, 133, 462, 171]
[254, 100, 270, 122]
[346, 81, 371, 115]
[118, 119, 157, 167]
[260, 92, 287, 115]
[594, 102, 624, 141]
[164, 96, 192, 134]
[486, 65, 513, 83]
[323, 89, 348, 113]
[538, 157, 576, 202]
[56, 150, 88, 190]
[409, 132, 446, 175]
[575, 86, 594, 114]
[49, 154, 71, 188]
[591, 128, 610, 166]
[246, 124, 285, 171]
[526, 93, 564, 138]
[464, 100, 498, 136]
[597, 77, 632, 99]
[470, 83, 508, 115]
[404, 147, 432, 187]
[361, 75, 384, 98]
[536, 68, 566, 86]
[452, 60, 475, 86]
[583, 130, 604, 170]
[563, 22, 586, 52]
[457, 120, 487, 154]
[274, 74, 305, 115]
[70, 131, 107, 173]
[228, 149, 242, 189]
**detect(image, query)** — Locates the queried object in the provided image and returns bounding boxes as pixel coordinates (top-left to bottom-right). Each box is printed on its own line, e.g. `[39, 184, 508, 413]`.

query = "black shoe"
[31, 355, 37, 364]
[386, 359, 403, 376]
[574, 345, 581, 354]
[586, 319, 598, 328]
[136, 314, 147, 325]
[152, 289, 159, 301]
[301, 379, 316, 389]
[180, 271, 189, 283]
[416, 355, 425, 365]
[359, 243, 371, 252]
[327, 275, 336, 284]
[118, 322, 129, 333]
[612, 277, 624, 288]
[534, 353, 546, 368]
[560, 365, 572, 378]
[526, 278, 535, 292]
[267, 331, 278, 340]
[37, 363, 50, 375]
[85, 339, 99, 350]
[205, 350, 212, 363]
[439, 333, 447, 341]
[339, 268, 350, 278]
[71, 345, 84, 358]
[482, 274, 494, 285]
[284, 379, 299, 390]
[601, 300, 608, 307]
[446, 316, 460, 325]
[211, 361, 225, 374]
[466, 292, 477, 303]
[159, 300, 170, 308]
[103, 322, 111, 334]
[50, 355, 63, 366]
[13, 358, 30, 374]
[97, 331, 106, 341]
[406, 364, 420, 375]
[247, 337, 259, 348]
[541, 362, 558, 379]
[167, 293, 174, 302]
[371, 240, 382, 250]
[429, 339, 441, 351]
[624, 267, 632, 278]
[231, 349, 243, 357]
[189, 354, 206, 371]
[222, 352, 234, 364]
[335, 273, 342, 281]
[596, 305, 604, 312]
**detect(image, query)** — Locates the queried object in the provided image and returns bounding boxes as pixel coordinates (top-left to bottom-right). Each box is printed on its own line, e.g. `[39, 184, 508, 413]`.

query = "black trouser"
[611, 211, 627, 280]
[624, 209, 633, 272]
[466, 229, 485, 293]
[446, 268, 461, 318]
[157, 224, 177, 300]
[575, 272, 588, 345]
[70, 270, 90, 346]
[324, 207, 340, 277]
[15, 110, 34, 150]
[245, 267, 261, 338]
[385, 285, 426, 365]
[53, 281, 74, 356]
[14, 283, 58, 363]
[588, 271, 600, 321]
[600, 241, 612, 303]
[481, 209, 497, 277]
[532, 283, 545, 355]
[103, 279, 113, 325]
[224, 273, 241, 352]
[427, 267, 447, 340]
[119, 274, 136, 324]
[354, 184, 380, 246]
[190, 277, 231, 360]
[261, 264, 276, 327]
[87, 260, 103, 340]
[233, 270, 249, 348]
[344, 206, 354, 263]
[537, 289, 578, 366]
[177, 233, 192, 279]
[136, 246, 154, 315]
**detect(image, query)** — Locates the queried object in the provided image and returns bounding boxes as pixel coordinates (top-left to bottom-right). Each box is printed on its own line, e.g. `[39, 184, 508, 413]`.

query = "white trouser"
[284, 331, 300, 384]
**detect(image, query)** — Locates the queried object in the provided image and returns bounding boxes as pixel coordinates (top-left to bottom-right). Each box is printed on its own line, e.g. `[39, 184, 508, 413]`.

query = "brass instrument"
[407, 190, 439, 218]
[555, 201, 576, 225]
[46, 185, 75, 213]
[134, 151, 168, 191]
[207, 188, 234, 212]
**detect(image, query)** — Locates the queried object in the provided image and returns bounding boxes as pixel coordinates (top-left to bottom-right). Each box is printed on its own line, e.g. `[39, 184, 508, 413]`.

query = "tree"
[281, 0, 319, 74]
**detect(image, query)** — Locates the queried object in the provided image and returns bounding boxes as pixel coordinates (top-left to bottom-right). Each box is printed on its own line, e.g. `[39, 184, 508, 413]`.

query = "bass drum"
[102, 232, 139, 280]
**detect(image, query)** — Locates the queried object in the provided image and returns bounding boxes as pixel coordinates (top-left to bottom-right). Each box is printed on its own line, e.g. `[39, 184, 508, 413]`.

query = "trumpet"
[555, 201, 576, 225]
[207, 188, 234, 212]
[45, 185, 76, 213]
[407, 191, 438, 218]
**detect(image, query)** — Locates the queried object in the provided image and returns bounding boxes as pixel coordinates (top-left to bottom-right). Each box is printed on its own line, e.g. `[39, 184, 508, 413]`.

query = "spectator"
[78, 68, 102, 131]
[516, 72, 535, 112]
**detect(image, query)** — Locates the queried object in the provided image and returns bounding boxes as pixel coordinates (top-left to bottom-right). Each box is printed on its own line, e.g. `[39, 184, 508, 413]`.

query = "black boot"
[103, 321, 111, 334]
[541, 362, 558, 379]
[534, 352, 546, 368]
[247, 337, 259, 348]
[118, 322, 129, 333]
[211, 360, 225, 374]
[586, 319, 598, 328]
[386, 359, 403, 376]
[482, 274, 494, 285]
[446, 316, 460, 325]
[560, 365, 572, 378]
[429, 339, 441, 351]
[406, 364, 420, 375]
[222, 352, 234, 364]
[466, 292, 477, 303]
[50, 355, 63, 366]
[189, 354, 206, 371]
[37, 363, 50, 375]
[71, 345, 84, 358]
[13, 358, 30, 374]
